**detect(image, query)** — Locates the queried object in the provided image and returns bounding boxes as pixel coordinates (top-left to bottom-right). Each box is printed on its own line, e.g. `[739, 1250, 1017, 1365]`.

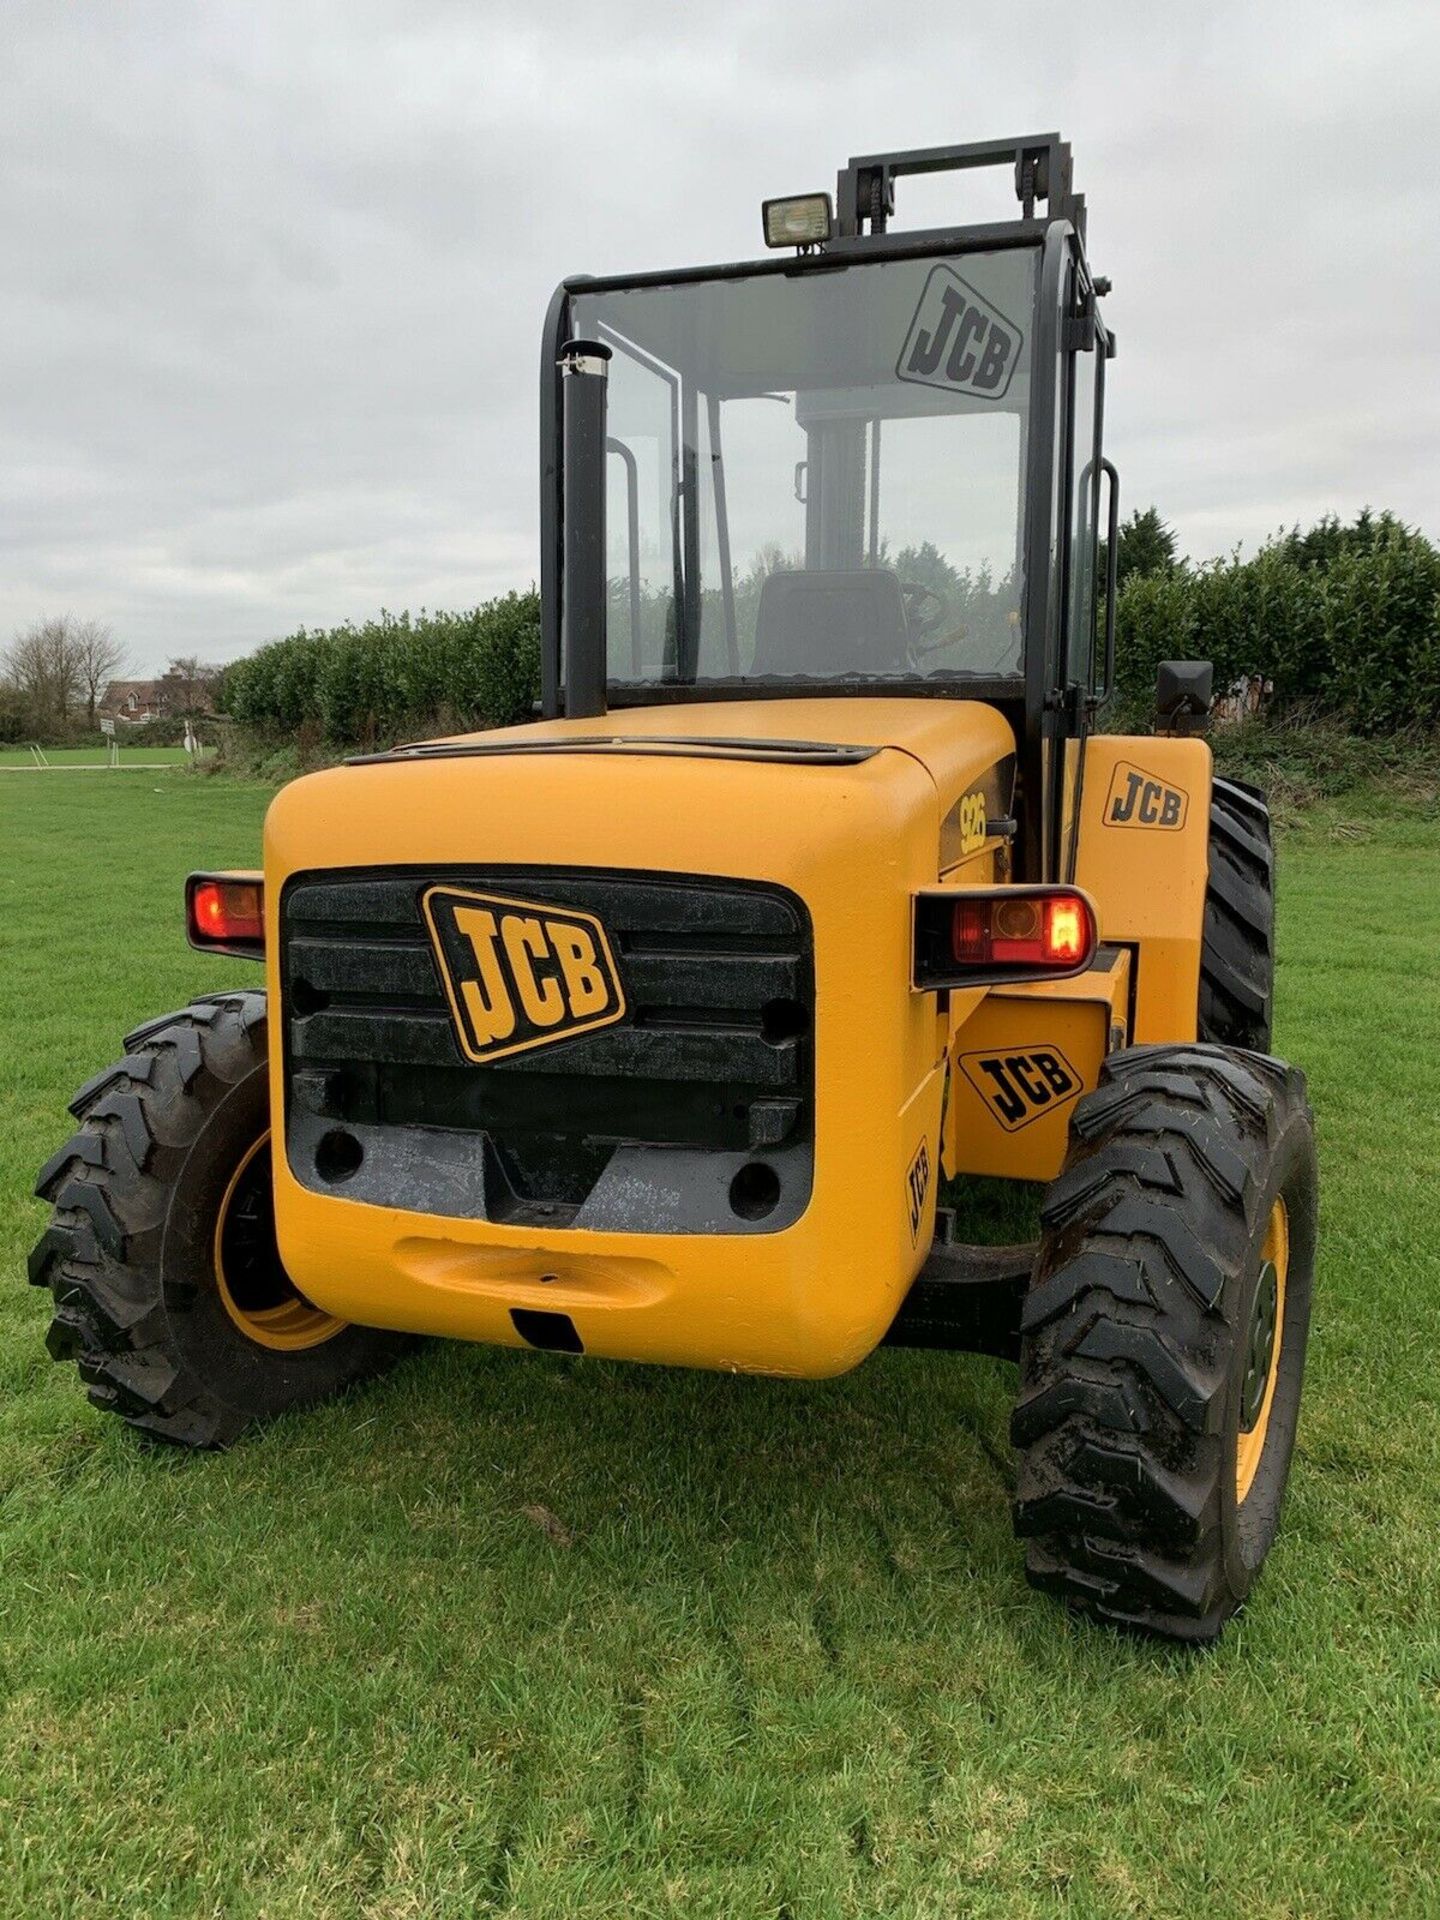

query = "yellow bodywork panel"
[943, 951, 1131, 1182]
[264, 698, 1015, 1379]
[1073, 733, 1212, 1043]
[255, 699, 1214, 1377]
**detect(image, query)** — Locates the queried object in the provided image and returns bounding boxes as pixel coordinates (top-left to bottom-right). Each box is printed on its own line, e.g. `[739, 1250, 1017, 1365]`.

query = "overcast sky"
[4, 0, 1437, 678]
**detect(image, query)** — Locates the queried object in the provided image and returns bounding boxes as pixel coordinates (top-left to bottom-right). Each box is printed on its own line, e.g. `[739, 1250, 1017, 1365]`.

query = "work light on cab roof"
[762, 193, 834, 249]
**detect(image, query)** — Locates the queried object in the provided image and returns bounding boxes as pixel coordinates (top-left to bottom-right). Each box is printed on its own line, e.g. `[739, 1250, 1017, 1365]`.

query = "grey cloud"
[2, 0, 1436, 673]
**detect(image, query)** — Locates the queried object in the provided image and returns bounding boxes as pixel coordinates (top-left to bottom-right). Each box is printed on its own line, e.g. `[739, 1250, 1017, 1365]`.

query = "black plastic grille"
[280, 867, 814, 1228]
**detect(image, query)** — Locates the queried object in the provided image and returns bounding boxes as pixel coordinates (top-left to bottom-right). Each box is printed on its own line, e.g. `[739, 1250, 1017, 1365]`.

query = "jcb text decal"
[906, 1138, 933, 1243]
[422, 886, 626, 1064]
[897, 266, 1023, 401]
[961, 1048, 1080, 1132]
[1104, 761, 1189, 830]
[957, 789, 988, 858]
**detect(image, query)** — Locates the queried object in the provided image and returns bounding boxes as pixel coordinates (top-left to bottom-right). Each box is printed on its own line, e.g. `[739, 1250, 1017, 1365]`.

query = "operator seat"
[749, 568, 911, 676]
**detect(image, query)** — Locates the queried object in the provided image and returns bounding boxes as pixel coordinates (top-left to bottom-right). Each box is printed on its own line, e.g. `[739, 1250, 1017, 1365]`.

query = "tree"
[891, 539, 963, 603]
[1114, 507, 1179, 585]
[2, 616, 85, 729]
[161, 654, 221, 715]
[1279, 507, 1409, 572]
[0, 681, 25, 743]
[73, 619, 127, 726]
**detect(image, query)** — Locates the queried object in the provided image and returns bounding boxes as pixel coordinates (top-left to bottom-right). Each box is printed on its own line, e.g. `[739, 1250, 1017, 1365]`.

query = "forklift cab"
[541, 134, 1119, 880]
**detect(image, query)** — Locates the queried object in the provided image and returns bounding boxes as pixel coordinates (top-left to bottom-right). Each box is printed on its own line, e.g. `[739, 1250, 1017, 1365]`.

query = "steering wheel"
[914, 609, 1025, 674]
[900, 580, 947, 639]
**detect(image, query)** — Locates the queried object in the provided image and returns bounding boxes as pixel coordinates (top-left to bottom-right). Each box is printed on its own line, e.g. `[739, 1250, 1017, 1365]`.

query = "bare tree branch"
[74, 619, 127, 727]
[162, 654, 221, 715]
[2, 616, 87, 727]
[1, 615, 129, 734]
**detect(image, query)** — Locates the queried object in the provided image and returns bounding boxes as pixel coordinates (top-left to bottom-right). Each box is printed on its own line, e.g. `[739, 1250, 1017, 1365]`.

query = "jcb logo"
[422, 886, 626, 1064]
[961, 1047, 1080, 1132]
[896, 265, 1023, 401]
[958, 790, 988, 857]
[906, 1139, 932, 1243]
[1105, 761, 1189, 830]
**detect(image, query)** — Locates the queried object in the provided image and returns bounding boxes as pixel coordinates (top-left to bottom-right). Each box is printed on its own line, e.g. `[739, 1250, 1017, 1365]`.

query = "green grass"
[2, 774, 1438, 1918]
[0, 746, 206, 768]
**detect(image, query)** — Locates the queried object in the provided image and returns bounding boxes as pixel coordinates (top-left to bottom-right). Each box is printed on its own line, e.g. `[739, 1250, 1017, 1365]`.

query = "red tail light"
[914, 887, 1098, 988]
[186, 873, 265, 957]
[1044, 896, 1086, 964]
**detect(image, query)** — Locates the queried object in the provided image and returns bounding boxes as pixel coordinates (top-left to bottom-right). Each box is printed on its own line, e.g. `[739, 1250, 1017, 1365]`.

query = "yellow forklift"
[32, 134, 1315, 1640]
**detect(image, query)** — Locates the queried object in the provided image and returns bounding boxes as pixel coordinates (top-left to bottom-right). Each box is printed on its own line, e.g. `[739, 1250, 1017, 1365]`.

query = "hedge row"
[218, 594, 540, 745]
[219, 515, 1439, 745]
[1114, 514, 1440, 733]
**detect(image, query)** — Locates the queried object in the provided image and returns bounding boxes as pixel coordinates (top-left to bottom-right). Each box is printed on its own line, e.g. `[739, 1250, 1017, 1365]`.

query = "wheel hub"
[214, 1133, 345, 1351]
[1240, 1260, 1279, 1432]
[1234, 1197, 1290, 1504]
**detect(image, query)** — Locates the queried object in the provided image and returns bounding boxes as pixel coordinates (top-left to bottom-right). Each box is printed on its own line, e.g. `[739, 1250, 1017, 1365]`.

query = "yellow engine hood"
[462, 696, 1014, 798]
[261, 697, 1017, 1379]
[265, 697, 1017, 906]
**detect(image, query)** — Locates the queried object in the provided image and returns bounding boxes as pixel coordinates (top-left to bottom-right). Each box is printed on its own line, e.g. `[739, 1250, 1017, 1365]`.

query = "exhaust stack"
[560, 337, 612, 720]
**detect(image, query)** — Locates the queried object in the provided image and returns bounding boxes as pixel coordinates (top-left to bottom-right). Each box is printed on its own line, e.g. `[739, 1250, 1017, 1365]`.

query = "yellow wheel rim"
[1235, 1197, 1289, 1504]
[213, 1133, 346, 1352]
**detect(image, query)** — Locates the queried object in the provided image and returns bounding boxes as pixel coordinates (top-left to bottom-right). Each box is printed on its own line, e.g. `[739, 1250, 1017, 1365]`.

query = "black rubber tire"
[1011, 1044, 1317, 1642]
[1200, 777, 1274, 1050]
[30, 990, 413, 1449]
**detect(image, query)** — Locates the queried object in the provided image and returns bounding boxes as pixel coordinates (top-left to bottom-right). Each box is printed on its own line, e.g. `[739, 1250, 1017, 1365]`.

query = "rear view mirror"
[1155, 660, 1213, 736]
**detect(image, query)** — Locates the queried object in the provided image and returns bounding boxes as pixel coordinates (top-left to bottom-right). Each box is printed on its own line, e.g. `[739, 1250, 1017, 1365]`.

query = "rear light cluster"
[914, 886, 1098, 989]
[186, 872, 265, 958]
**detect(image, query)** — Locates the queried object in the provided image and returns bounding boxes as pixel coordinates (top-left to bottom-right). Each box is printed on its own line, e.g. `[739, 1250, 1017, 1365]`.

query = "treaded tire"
[1011, 1044, 1316, 1642]
[1200, 777, 1274, 1050]
[30, 990, 413, 1448]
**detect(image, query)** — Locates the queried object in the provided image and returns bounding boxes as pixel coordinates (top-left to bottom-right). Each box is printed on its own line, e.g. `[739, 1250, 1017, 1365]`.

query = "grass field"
[2, 773, 1438, 1918]
[0, 746, 206, 768]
